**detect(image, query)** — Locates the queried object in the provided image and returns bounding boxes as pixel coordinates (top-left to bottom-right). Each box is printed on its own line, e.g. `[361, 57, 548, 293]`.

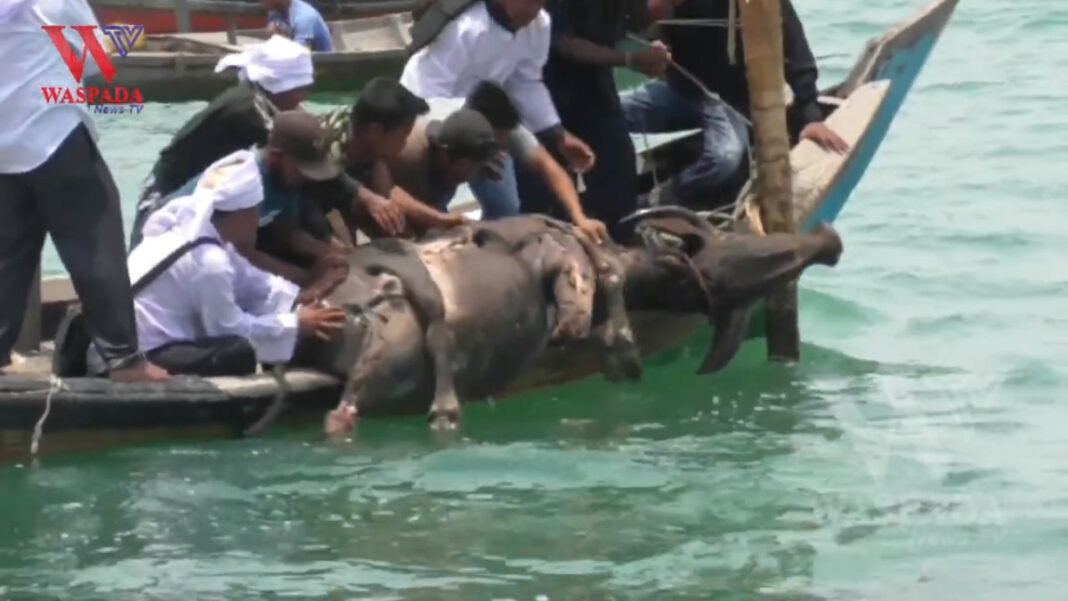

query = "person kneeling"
[119, 150, 345, 377]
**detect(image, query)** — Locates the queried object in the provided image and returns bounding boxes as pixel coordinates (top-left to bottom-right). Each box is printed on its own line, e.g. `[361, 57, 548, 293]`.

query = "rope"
[30, 374, 65, 456]
[727, 0, 738, 65]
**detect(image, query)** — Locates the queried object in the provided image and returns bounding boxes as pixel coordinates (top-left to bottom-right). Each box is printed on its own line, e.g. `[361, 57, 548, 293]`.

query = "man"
[146, 111, 346, 300]
[625, 0, 850, 207]
[0, 0, 167, 382]
[388, 107, 501, 213]
[400, 0, 608, 242]
[315, 77, 465, 238]
[131, 34, 316, 247]
[517, 0, 672, 235]
[125, 150, 346, 376]
[262, 0, 334, 51]
[456, 81, 608, 234]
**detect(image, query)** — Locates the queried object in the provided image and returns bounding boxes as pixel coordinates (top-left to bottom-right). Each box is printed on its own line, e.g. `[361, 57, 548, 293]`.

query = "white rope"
[727, 0, 739, 65]
[30, 374, 64, 456]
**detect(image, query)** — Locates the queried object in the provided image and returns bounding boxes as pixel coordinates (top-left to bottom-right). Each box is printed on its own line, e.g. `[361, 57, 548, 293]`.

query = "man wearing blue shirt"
[262, 0, 334, 52]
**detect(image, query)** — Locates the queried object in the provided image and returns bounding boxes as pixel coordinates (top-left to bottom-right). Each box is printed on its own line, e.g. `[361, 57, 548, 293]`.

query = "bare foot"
[110, 360, 170, 383]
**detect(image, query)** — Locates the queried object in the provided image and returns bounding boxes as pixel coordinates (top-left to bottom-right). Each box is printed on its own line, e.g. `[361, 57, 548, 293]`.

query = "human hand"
[630, 41, 672, 79]
[801, 122, 850, 154]
[557, 131, 596, 173]
[297, 306, 347, 341]
[575, 216, 609, 245]
[363, 195, 406, 236]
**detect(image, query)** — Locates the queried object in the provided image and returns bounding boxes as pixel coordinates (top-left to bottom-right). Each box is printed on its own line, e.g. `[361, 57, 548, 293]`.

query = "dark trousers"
[622, 80, 751, 208]
[148, 336, 257, 377]
[0, 124, 143, 371]
[516, 79, 639, 239]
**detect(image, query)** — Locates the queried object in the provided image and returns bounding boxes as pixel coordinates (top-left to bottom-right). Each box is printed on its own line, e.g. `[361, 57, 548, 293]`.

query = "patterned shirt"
[319, 106, 377, 182]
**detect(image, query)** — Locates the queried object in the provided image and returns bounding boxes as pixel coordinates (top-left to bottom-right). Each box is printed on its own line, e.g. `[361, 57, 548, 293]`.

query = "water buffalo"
[306, 208, 843, 435]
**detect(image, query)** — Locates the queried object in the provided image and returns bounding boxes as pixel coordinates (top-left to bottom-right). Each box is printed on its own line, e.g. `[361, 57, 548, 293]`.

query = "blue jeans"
[622, 80, 750, 206]
[469, 154, 521, 219]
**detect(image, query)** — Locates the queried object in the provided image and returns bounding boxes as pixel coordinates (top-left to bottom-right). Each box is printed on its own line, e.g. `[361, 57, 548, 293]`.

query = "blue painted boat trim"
[802, 28, 946, 232]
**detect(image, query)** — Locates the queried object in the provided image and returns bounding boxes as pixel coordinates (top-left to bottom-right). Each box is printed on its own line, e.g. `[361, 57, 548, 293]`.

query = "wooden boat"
[90, 12, 416, 102]
[90, 0, 424, 34]
[0, 0, 959, 461]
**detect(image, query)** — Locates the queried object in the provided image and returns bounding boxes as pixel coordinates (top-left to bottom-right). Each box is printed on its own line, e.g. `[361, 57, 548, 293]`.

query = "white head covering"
[129, 150, 263, 283]
[215, 34, 314, 95]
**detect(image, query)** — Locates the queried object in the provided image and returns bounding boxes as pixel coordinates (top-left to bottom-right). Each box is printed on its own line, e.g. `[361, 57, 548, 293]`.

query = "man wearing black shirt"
[624, 0, 848, 207]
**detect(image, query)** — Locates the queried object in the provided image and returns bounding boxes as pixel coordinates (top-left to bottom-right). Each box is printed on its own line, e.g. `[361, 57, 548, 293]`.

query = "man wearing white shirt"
[0, 0, 167, 382]
[401, 0, 608, 243]
[125, 150, 346, 376]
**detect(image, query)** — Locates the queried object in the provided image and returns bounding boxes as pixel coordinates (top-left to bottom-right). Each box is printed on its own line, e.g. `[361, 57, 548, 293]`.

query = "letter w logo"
[42, 25, 117, 84]
[102, 24, 144, 58]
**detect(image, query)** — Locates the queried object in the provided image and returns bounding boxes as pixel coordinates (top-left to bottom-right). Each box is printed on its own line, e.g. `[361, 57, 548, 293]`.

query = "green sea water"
[6, 0, 1068, 598]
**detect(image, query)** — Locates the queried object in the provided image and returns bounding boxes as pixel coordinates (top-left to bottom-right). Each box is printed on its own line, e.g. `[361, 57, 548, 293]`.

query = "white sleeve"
[230, 250, 301, 318]
[400, 24, 472, 100]
[503, 15, 561, 134]
[190, 249, 300, 365]
[35, 0, 107, 79]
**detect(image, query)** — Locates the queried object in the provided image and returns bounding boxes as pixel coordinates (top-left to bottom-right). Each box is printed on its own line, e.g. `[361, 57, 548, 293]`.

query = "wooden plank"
[738, 0, 800, 362]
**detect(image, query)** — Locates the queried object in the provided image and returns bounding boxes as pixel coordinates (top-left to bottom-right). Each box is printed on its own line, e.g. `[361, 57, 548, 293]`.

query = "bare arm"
[529, 146, 586, 223]
[389, 185, 465, 232]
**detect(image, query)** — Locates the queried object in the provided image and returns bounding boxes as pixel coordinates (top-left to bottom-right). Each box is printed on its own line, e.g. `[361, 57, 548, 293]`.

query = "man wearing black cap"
[388, 109, 501, 213]
[141, 110, 348, 300]
[314, 76, 465, 239]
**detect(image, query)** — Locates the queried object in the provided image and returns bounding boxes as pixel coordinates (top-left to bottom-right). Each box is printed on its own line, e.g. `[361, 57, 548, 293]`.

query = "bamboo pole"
[737, 0, 801, 361]
[174, 0, 192, 33]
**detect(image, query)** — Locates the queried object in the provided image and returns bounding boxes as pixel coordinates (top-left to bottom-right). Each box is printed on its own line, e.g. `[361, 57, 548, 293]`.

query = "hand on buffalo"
[364, 195, 407, 237]
[298, 306, 347, 341]
[575, 216, 609, 245]
[296, 254, 349, 305]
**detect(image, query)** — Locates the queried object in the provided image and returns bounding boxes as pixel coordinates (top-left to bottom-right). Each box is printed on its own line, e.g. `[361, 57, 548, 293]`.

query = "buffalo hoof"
[428, 394, 461, 432]
[599, 324, 643, 383]
[429, 412, 460, 432]
[324, 404, 358, 439]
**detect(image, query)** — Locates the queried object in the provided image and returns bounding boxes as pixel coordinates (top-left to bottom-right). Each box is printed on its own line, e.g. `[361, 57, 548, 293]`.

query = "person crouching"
[116, 150, 345, 377]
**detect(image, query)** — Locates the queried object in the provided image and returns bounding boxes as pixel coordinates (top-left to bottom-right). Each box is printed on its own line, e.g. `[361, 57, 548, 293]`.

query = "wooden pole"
[174, 0, 192, 33]
[737, 0, 801, 361]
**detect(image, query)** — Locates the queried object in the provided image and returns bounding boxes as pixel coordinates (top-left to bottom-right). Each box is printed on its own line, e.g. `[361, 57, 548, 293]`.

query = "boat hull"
[93, 4, 266, 34]
[0, 0, 960, 460]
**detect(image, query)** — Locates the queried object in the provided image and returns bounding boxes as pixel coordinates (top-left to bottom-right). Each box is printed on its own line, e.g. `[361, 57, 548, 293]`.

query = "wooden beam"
[738, 0, 800, 361]
[14, 267, 42, 354]
[174, 0, 192, 33]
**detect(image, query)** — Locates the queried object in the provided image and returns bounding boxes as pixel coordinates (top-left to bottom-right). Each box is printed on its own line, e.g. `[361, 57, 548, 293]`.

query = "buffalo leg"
[425, 319, 461, 430]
